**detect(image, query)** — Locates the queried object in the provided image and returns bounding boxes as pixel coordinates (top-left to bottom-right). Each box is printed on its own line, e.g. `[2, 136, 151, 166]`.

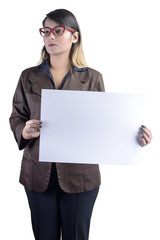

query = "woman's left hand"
[138, 125, 152, 147]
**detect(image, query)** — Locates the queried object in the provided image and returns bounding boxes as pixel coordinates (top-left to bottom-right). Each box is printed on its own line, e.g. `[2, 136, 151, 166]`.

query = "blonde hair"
[71, 40, 87, 68]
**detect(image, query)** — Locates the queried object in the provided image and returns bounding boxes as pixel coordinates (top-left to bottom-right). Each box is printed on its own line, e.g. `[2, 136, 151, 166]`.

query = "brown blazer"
[9, 61, 105, 193]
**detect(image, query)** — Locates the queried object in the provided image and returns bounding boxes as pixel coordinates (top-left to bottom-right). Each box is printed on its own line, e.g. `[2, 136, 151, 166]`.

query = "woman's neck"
[49, 54, 71, 72]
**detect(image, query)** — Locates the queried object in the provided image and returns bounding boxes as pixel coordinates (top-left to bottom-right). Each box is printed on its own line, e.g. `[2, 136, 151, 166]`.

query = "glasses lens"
[40, 28, 50, 37]
[53, 26, 64, 36]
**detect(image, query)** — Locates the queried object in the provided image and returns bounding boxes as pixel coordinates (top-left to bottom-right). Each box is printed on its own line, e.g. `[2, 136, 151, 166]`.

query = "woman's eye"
[55, 29, 62, 34]
[54, 27, 64, 35]
[44, 30, 50, 35]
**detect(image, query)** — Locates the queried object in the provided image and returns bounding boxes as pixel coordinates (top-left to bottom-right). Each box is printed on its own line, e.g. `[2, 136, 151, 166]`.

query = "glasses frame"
[39, 26, 75, 37]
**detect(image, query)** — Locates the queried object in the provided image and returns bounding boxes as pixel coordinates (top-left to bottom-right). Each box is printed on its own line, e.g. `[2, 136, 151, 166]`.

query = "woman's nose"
[49, 32, 56, 40]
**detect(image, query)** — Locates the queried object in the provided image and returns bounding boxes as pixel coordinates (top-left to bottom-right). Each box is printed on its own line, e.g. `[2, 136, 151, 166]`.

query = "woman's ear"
[72, 31, 79, 43]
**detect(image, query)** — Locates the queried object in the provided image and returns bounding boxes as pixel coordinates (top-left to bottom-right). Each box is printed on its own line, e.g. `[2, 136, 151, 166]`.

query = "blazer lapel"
[62, 70, 88, 91]
[29, 70, 53, 96]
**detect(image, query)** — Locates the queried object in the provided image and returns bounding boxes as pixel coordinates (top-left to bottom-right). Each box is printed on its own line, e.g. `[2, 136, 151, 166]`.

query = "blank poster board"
[39, 90, 144, 165]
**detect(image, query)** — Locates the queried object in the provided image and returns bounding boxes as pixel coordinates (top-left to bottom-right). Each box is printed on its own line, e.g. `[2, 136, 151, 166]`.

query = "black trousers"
[25, 164, 99, 240]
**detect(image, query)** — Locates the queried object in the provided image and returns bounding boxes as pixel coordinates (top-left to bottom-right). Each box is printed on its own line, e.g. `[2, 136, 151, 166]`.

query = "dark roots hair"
[40, 9, 87, 67]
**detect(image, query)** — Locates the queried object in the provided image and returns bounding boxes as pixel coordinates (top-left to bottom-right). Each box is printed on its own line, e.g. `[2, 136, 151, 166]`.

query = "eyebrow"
[44, 25, 60, 28]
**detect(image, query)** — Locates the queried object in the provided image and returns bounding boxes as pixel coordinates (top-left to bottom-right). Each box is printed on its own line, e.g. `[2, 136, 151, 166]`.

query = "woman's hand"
[22, 119, 42, 140]
[138, 125, 152, 147]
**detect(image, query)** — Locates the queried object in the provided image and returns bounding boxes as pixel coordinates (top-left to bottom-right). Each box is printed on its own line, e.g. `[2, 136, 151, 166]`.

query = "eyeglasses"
[39, 26, 75, 37]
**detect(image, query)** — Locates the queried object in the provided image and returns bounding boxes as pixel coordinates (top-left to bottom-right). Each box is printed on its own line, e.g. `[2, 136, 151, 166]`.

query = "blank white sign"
[39, 90, 144, 165]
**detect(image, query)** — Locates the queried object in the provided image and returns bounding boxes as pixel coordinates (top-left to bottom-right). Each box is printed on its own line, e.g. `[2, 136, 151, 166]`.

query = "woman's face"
[43, 18, 78, 57]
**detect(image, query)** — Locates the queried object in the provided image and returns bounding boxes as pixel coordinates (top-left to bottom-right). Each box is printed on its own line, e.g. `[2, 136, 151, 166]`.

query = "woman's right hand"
[22, 119, 42, 140]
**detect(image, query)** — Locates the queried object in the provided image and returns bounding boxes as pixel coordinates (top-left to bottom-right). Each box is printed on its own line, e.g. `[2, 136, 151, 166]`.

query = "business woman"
[9, 9, 152, 240]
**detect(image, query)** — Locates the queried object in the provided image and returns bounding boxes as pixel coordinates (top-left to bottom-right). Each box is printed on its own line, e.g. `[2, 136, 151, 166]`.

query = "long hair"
[40, 9, 87, 68]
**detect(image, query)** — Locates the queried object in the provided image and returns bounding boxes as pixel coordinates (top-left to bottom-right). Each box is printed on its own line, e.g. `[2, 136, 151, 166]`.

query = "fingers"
[139, 125, 152, 147]
[22, 119, 42, 140]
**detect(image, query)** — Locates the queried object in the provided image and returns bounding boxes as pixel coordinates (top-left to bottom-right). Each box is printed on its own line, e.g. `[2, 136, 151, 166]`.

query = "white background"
[1, 0, 160, 239]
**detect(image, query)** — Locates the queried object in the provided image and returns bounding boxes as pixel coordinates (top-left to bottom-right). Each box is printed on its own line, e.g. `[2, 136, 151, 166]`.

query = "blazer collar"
[34, 58, 88, 77]
[29, 58, 88, 96]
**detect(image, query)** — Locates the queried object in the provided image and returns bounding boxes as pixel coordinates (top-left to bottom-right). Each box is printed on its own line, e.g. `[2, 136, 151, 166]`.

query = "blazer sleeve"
[9, 72, 31, 150]
[93, 73, 105, 92]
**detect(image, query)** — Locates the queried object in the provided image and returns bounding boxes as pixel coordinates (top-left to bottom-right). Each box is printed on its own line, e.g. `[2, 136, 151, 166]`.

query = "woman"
[9, 9, 152, 240]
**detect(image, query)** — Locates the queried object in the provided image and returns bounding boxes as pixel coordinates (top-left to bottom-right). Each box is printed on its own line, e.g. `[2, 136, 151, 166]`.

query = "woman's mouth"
[48, 43, 57, 47]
